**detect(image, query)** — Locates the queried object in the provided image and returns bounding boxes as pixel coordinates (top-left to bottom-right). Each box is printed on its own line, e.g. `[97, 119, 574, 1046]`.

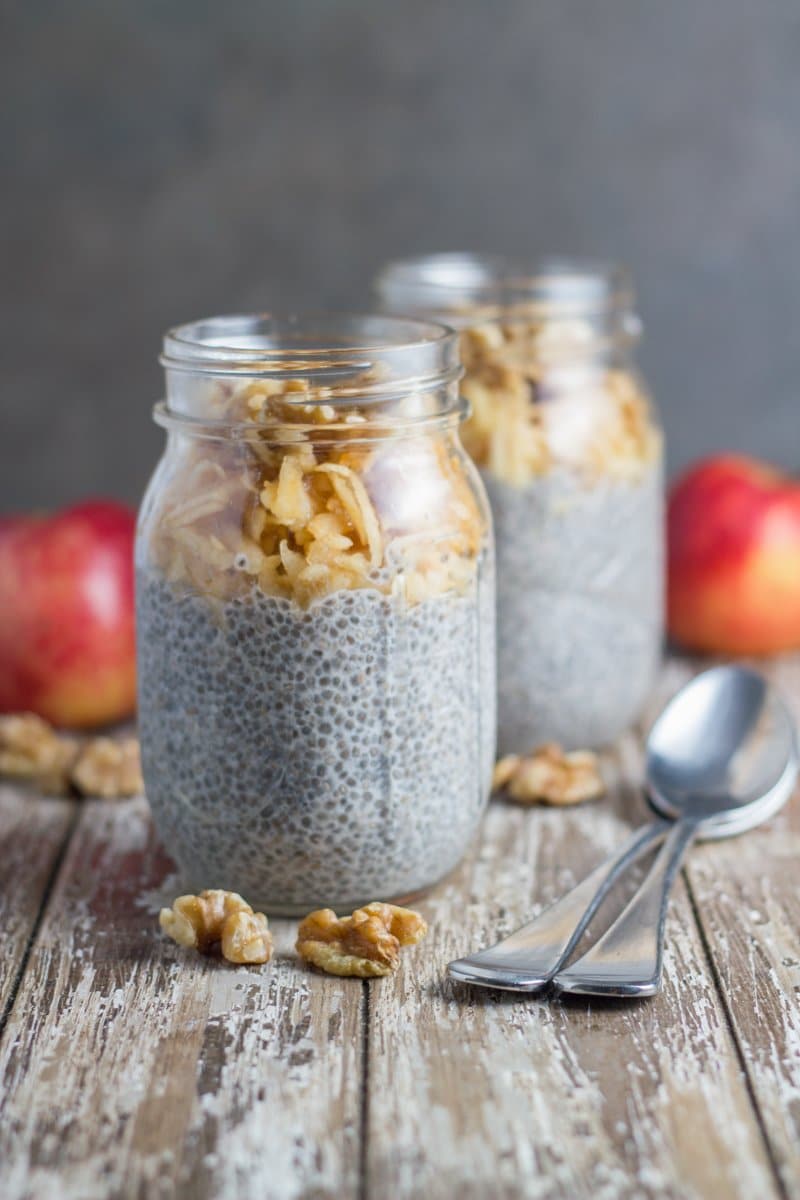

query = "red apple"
[0, 499, 137, 727]
[668, 455, 800, 656]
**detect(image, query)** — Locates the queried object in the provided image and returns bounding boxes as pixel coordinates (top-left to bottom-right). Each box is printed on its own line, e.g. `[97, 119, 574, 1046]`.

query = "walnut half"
[0, 713, 79, 795]
[296, 902, 427, 978]
[0, 713, 143, 798]
[493, 743, 605, 806]
[159, 889, 273, 965]
[71, 737, 143, 799]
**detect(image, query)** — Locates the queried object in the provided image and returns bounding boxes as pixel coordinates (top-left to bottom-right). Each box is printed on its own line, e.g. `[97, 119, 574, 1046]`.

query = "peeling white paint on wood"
[0, 786, 75, 1017]
[1, 654, 800, 1198]
[364, 738, 779, 1199]
[0, 799, 361, 1200]
[681, 652, 800, 1197]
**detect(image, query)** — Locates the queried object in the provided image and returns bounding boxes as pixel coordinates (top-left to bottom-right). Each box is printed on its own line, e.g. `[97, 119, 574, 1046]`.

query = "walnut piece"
[148, 374, 484, 609]
[0, 713, 79, 795]
[490, 754, 520, 793]
[0, 713, 144, 799]
[159, 889, 273, 965]
[71, 737, 143, 798]
[221, 909, 274, 965]
[494, 743, 605, 806]
[296, 901, 427, 978]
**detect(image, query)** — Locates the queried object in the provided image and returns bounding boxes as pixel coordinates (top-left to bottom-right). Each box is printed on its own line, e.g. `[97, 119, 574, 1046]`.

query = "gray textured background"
[2, 0, 799, 510]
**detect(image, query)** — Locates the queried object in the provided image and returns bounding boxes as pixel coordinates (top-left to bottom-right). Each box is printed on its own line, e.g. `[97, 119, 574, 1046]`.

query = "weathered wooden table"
[1, 656, 799, 1200]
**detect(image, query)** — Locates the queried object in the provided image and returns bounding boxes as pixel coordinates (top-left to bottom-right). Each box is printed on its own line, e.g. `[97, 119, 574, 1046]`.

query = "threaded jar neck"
[157, 313, 465, 444]
[376, 254, 640, 352]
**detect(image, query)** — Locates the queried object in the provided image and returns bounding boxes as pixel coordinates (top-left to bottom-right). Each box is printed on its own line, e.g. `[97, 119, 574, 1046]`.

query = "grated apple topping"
[147, 376, 485, 607]
[458, 313, 662, 487]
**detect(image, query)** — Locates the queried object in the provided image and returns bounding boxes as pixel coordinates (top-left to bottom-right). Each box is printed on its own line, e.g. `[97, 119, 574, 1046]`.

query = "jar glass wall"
[136, 314, 495, 913]
[377, 256, 664, 754]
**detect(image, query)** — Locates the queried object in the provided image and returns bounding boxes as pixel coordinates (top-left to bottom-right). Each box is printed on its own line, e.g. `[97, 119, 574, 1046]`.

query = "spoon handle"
[447, 818, 670, 991]
[554, 817, 699, 998]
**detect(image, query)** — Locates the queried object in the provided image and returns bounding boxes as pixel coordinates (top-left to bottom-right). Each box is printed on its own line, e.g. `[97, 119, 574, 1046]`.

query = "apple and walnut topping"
[159, 889, 273, 965]
[458, 314, 661, 487]
[147, 376, 484, 607]
[492, 743, 606, 806]
[296, 902, 428, 978]
[0, 713, 143, 798]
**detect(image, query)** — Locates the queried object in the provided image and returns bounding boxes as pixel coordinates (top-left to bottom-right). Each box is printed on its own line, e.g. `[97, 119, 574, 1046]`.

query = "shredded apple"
[148, 377, 484, 607]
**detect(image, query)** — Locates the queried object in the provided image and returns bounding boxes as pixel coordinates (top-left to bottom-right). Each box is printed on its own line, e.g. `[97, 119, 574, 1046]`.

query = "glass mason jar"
[377, 255, 664, 755]
[136, 314, 495, 914]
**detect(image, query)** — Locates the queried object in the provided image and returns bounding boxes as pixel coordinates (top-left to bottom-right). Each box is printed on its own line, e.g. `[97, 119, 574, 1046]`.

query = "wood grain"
[3, 655, 800, 1198]
[364, 734, 780, 1200]
[683, 653, 800, 1197]
[0, 797, 362, 1200]
[0, 785, 76, 1021]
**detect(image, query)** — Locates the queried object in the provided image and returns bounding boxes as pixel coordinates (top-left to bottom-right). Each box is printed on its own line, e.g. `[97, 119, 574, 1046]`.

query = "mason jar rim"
[157, 311, 466, 438]
[160, 311, 461, 385]
[375, 253, 634, 317]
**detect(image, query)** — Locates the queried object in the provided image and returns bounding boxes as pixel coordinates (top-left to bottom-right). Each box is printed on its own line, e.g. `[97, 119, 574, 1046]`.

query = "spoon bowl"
[554, 666, 798, 996]
[647, 665, 797, 828]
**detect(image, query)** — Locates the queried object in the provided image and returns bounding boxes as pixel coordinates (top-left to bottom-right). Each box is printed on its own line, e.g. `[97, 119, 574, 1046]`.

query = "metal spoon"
[554, 666, 797, 997]
[448, 666, 797, 994]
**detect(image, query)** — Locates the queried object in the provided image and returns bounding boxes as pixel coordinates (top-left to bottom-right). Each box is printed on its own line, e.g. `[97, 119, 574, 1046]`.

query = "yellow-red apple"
[0, 499, 136, 727]
[668, 455, 800, 656]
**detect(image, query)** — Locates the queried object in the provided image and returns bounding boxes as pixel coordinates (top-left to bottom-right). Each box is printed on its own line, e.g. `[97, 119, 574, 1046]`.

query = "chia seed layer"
[485, 464, 663, 754]
[136, 567, 495, 913]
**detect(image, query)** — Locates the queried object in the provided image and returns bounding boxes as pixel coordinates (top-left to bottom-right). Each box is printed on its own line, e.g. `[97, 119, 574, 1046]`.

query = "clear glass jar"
[377, 255, 664, 754]
[136, 314, 495, 914]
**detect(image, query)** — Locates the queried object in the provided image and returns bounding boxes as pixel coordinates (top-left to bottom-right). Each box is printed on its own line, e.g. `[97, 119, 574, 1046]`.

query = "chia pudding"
[485, 464, 662, 754]
[137, 568, 493, 911]
[136, 314, 496, 913]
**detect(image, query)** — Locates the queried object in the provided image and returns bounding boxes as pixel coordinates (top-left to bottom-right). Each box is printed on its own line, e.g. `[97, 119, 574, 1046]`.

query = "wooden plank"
[683, 652, 800, 1197]
[0, 797, 363, 1200]
[3, 653, 798, 1198]
[0, 785, 76, 1021]
[364, 733, 780, 1200]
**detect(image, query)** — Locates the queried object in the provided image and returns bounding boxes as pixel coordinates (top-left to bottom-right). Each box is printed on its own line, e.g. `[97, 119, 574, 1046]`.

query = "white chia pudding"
[485, 464, 663, 755]
[137, 566, 495, 913]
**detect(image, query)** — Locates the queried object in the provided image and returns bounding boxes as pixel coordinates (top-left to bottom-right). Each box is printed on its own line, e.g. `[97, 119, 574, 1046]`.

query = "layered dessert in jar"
[136, 315, 495, 913]
[377, 257, 664, 753]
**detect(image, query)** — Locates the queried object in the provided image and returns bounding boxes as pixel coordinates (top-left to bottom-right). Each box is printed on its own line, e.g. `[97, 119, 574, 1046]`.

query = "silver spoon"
[448, 666, 797, 995]
[554, 666, 797, 997]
